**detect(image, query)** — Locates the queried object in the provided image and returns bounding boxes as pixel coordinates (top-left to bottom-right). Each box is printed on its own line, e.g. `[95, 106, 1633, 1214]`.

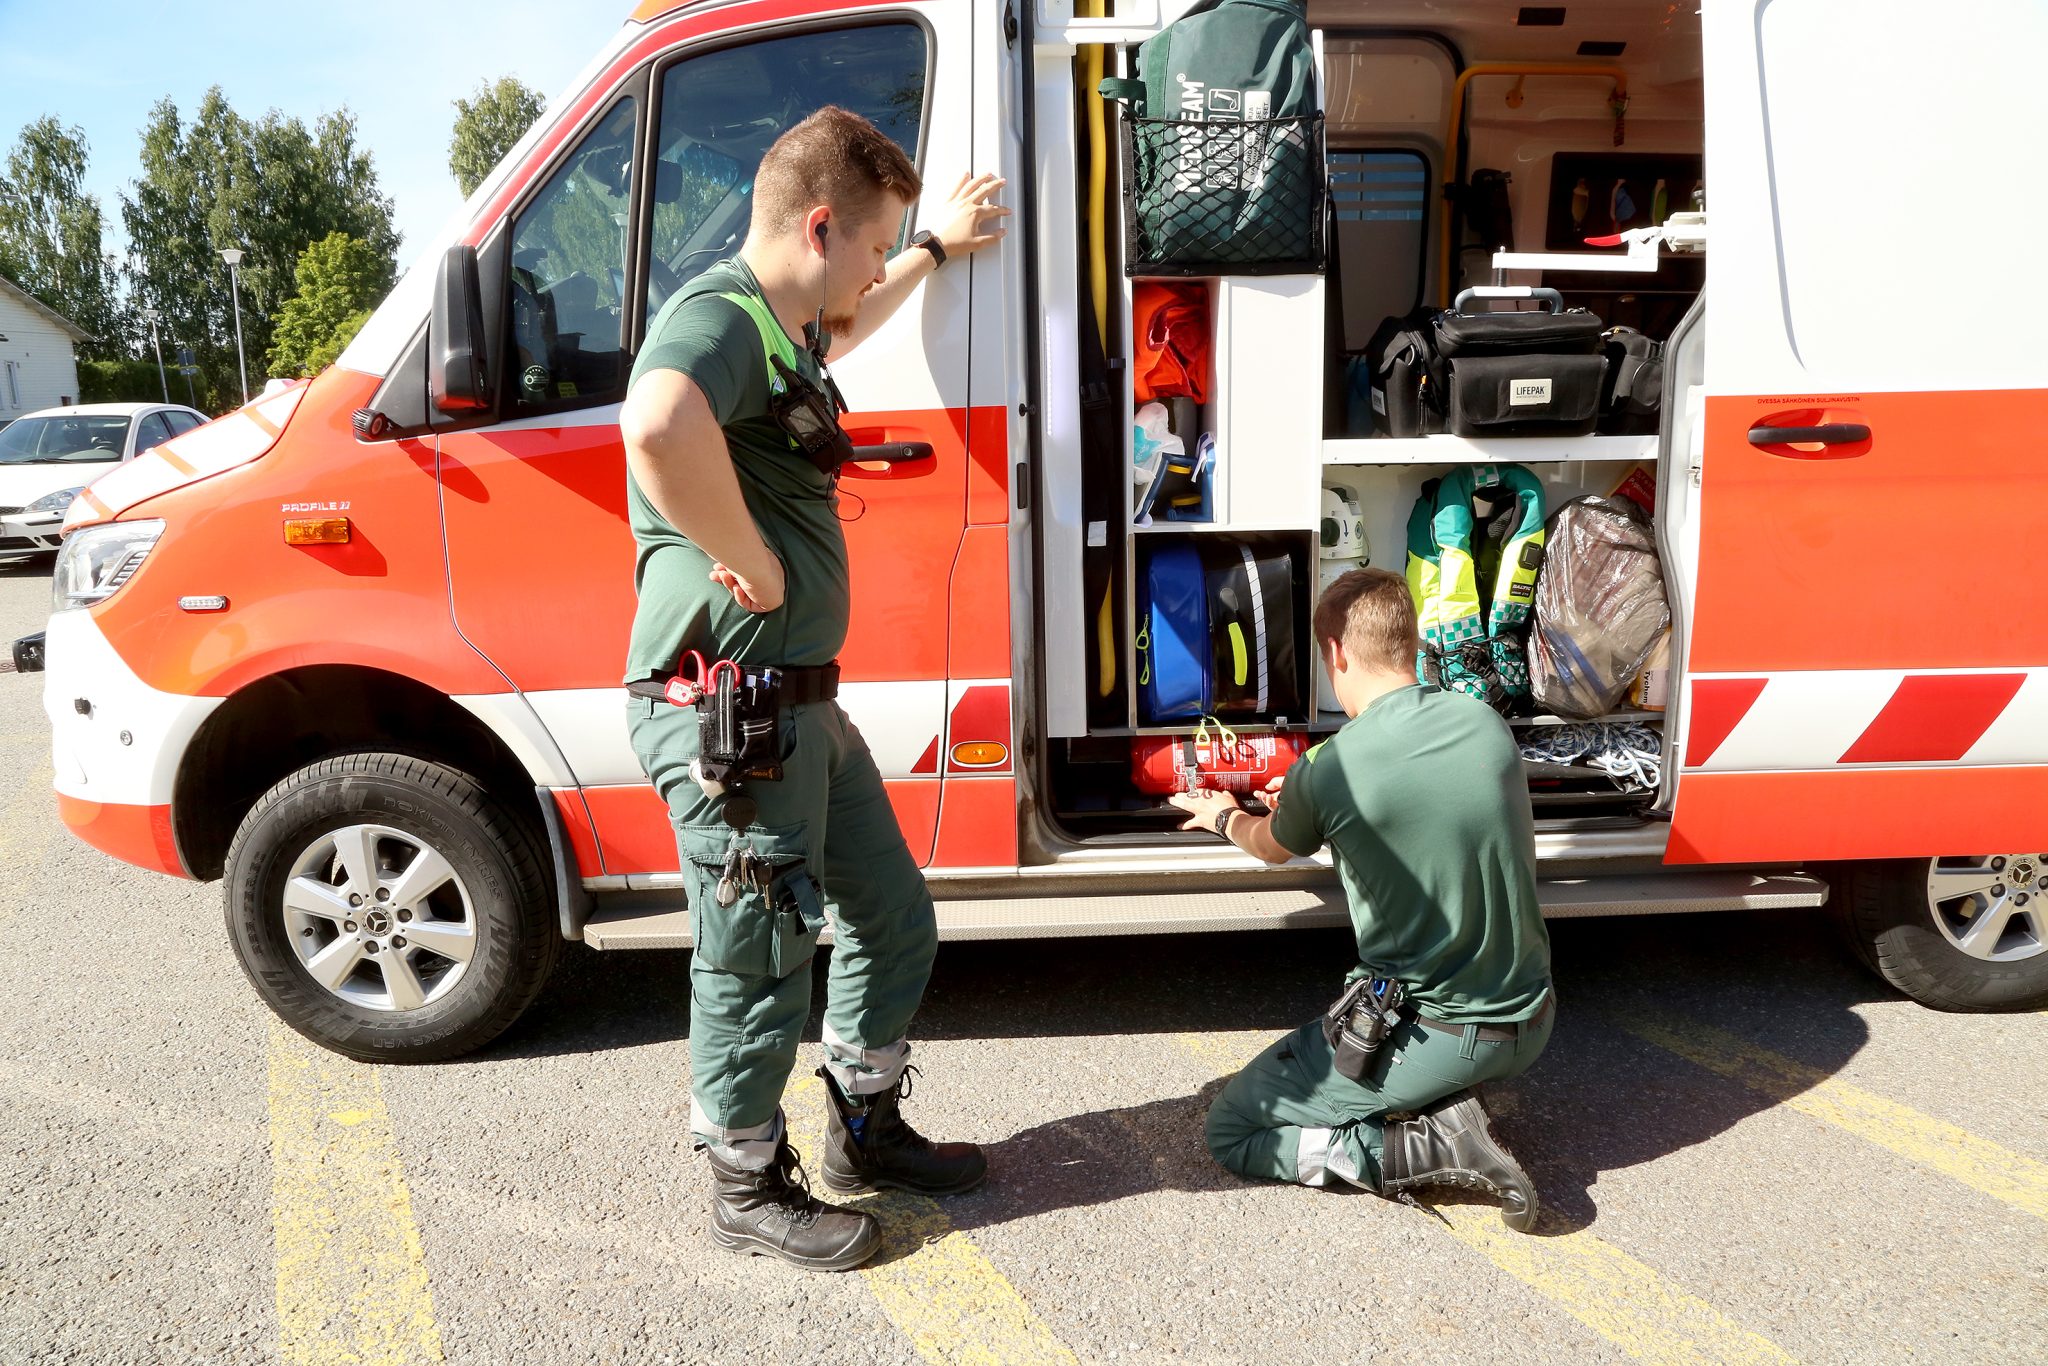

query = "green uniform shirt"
[1269, 684, 1552, 1023]
[624, 258, 847, 681]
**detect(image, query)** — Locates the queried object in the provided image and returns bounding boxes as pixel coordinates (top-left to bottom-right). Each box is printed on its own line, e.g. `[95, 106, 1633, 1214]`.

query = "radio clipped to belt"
[1322, 972, 1408, 1084]
[668, 650, 785, 830]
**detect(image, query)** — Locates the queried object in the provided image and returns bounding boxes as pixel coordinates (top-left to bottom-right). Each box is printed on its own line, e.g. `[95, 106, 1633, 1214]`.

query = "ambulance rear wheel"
[1836, 858, 2048, 1011]
[224, 753, 559, 1062]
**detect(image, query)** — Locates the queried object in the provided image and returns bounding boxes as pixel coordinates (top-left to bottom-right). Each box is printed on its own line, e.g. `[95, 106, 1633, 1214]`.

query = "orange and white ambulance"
[37, 0, 2048, 1057]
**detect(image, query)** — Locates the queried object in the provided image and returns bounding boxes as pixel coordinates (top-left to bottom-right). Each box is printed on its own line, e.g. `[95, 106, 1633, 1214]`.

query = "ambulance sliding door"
[1670, 0, 2048, 864]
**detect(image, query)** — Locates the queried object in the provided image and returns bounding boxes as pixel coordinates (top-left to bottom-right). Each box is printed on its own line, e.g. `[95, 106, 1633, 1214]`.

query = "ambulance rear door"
[1670, 0, 2048, 864]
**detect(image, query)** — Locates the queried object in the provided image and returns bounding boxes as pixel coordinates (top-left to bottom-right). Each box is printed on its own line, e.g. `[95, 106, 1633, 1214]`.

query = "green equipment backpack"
[1099, 0, 1322, 272]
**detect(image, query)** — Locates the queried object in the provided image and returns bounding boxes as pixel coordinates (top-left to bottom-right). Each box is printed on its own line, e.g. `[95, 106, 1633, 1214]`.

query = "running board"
[579, 872, 1828, 950]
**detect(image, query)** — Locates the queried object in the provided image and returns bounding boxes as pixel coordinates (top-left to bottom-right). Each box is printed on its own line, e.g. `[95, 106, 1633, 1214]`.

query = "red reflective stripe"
[1837, 673, 2028, 765]
[1684, 677, 1767, 768]
[910, 735, 941, 775]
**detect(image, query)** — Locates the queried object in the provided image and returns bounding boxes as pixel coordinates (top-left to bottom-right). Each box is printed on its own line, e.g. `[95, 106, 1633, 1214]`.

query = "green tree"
[267, 232, 391, 377]
[0, 118, 130, 358]
[449, 77, 545, 199]
[120, 89, 399, 408]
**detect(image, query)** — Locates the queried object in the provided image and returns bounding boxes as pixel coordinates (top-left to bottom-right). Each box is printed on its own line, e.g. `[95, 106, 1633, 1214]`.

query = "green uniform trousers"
[1206, 991, 1553, 1188]
[628, 695, 937, 1161]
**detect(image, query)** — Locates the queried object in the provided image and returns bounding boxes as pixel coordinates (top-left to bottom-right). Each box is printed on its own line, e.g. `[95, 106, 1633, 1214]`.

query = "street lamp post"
[142, 308, 169, 403]
[220, 247, 249, 406]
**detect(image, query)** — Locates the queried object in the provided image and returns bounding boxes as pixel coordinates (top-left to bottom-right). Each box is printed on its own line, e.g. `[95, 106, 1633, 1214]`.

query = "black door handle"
[847, 442, 934, 464]
[1747, 423, 1870, 446]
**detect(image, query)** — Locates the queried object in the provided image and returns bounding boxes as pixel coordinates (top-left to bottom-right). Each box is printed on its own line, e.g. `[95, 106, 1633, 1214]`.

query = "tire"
[1834, 858, 2048, 1012]
[224, 753, 560, 1061]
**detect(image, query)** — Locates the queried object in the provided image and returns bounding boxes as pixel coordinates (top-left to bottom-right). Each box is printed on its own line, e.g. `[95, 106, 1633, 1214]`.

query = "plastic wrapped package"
[1528, 496, 1670, 719]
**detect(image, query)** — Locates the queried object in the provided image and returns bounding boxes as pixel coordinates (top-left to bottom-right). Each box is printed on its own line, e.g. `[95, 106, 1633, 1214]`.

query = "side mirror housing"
[429, 245, 492, 415]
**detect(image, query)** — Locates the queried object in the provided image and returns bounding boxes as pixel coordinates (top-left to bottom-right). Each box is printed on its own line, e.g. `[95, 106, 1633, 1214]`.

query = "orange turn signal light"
[284, 517, 351, 546]
[950, 741, 1008, 768]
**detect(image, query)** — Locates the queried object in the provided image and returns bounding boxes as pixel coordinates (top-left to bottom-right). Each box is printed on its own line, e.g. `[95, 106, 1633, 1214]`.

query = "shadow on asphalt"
[495, 906, 1887, 1237]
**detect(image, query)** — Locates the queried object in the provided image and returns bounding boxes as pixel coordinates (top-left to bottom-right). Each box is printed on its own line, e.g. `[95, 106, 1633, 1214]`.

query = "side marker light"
[951, 741, 1008, 768]
[178, 596, 229, 612]
[284, 518, 351, 546]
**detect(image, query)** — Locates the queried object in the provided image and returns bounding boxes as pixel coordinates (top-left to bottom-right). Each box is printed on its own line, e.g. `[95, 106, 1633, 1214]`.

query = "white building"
[0, 273, 88, 418]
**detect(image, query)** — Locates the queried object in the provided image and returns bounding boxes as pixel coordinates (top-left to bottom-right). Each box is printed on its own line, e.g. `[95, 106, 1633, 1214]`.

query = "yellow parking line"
[0, 761, 55, 879]
[1625, 1016, 2048, 1223]
[268, 1022, 445, 1365]
[1170, 1032, 1798, 1366]
[784, 1073, 1078, 1365]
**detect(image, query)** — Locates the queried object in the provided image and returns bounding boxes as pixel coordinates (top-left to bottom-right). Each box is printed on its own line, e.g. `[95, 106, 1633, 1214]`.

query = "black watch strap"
[912, 230, 947, 269]
[1216, 808, 1237, 843]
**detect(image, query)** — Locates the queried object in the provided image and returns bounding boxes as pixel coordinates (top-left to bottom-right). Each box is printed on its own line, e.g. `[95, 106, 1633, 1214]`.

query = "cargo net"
[1122, 113, 1326, 276]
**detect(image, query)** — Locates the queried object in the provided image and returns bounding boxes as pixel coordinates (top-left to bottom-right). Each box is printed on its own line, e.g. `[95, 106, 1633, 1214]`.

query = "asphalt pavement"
[0, 558, 2042, 1365]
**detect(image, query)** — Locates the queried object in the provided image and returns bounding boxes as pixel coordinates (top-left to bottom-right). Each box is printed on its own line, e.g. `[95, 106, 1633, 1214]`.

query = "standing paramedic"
[1170, 567, 1555, 1231]
[620, 107, 1008, 1272]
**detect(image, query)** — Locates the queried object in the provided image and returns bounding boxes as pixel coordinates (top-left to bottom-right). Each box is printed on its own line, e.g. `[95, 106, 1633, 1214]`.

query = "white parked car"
[0, 402, 209, 555]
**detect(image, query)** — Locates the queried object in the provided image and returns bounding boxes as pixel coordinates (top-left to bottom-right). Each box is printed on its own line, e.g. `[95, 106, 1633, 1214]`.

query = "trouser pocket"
[678, 820, 827, 980]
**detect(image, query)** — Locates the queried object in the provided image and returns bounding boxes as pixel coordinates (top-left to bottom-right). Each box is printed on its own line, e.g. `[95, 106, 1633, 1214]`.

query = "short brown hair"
[752, 106, 922, 237]
[1313, 567, 1420, 674]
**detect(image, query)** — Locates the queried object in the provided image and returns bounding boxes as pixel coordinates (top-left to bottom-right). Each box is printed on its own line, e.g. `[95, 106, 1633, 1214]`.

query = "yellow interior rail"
[1436, 63, 1629, 305]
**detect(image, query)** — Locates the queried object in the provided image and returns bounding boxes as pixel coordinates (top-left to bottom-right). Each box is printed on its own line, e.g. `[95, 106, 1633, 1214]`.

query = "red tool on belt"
[665, 650, 741, 708]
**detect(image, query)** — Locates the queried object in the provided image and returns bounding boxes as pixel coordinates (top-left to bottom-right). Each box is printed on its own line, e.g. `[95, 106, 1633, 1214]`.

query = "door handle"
[1747, 423, 1870, 446]
[846, 442, 933, 465]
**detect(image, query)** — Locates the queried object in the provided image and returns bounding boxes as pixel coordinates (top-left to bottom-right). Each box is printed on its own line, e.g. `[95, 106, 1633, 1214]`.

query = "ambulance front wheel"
[1835, 858, 2048, 1012]
[223, 752, 561, 1062]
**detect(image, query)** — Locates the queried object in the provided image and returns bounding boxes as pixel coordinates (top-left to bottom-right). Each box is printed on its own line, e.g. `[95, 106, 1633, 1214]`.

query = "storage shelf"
[1322, 434, 1656, 466]
[1515, 710, 1664, 727]
[1130, 520, 1309, 536]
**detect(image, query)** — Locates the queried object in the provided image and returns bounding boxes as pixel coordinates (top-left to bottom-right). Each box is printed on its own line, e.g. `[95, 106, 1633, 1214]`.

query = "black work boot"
[705, 1140, 880, 1271]
[818, 1066, 988, 1196]
[1380, 1089, 1540, 1232]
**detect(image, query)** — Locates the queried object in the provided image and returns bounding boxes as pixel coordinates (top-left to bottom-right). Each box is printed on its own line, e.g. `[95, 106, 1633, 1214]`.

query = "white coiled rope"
[1519, 722, 1664, 793]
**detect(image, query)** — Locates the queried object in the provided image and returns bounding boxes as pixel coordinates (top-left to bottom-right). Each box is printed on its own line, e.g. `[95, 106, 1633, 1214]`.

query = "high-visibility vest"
[1405, 463, 1546, 710]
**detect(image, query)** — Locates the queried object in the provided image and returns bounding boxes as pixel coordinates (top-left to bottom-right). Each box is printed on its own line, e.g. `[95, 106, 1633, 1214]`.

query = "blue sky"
[0, 0, 632, 267]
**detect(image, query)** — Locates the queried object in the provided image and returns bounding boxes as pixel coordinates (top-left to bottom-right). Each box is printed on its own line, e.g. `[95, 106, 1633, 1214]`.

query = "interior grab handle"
[1747, 423, 1871, 446]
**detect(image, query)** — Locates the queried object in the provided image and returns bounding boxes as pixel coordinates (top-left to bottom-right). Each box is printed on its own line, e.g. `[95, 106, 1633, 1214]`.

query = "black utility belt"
[1413, 992, 1553, 1044]
[627, 661, 840, 707]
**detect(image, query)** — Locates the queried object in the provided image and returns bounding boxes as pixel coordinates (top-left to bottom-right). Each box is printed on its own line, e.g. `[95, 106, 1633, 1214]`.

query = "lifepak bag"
[1528, 496, 1671, 720]
[1406, 464, 1547, 714]
[1434, 288, 1604, 438]
[1130, 722, 1311, 795]
[1099, 0, 1324, 274]
[1138, 540, 1303, 722]
[1597, 327, 1665, 435]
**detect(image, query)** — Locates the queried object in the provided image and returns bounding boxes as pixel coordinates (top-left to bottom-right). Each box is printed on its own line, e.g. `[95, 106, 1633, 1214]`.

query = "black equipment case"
[1433, 287, 1605, 437]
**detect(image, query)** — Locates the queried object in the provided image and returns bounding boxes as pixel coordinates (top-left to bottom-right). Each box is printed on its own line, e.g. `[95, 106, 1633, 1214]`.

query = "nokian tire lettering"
[224, 753, 559, 1062]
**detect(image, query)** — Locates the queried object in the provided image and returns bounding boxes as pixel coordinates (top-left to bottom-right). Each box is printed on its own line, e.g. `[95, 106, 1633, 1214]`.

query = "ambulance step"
[577, 872, 1828, 949]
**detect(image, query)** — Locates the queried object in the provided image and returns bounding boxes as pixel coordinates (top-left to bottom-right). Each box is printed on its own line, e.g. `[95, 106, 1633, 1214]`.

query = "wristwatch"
[910, 229, 947, 270]
[1215, 808, 1238, 843]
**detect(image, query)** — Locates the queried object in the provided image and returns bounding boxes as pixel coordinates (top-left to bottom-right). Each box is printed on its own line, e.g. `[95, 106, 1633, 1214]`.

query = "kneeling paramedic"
[1170, 568, 1555, 1231]
[621, 107, 1008, 1271]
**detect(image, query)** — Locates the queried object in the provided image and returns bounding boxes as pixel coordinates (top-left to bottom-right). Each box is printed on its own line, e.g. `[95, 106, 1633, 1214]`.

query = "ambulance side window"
[642, 23, 930, 325]
[505, 95, 638, 415]
[1330, 149, 1429, 350]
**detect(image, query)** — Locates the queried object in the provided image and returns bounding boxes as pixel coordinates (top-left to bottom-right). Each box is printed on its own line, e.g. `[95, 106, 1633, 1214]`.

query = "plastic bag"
[1528, 496, 1670, 719]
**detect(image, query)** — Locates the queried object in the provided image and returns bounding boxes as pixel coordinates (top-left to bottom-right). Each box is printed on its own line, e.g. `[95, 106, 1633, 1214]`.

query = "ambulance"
[36, 0, 2047, 1059]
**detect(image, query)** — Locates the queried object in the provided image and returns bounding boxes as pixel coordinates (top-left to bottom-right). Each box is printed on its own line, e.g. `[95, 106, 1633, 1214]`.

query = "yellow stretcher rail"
[1436, 64, 1629, 306]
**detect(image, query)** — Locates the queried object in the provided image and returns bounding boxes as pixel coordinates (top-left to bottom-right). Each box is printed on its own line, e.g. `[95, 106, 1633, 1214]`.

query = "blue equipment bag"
[1139, 542, 1210, 722]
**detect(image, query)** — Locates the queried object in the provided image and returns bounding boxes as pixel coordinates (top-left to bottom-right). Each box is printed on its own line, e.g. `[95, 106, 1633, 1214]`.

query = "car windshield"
[0, 415, 129, 464]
